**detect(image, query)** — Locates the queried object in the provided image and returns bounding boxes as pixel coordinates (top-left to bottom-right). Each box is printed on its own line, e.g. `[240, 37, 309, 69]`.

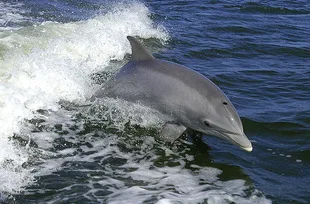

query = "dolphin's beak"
[214, 129, 253, 152]
[225, 132, 253, 152]
[242, 145, 253, 152]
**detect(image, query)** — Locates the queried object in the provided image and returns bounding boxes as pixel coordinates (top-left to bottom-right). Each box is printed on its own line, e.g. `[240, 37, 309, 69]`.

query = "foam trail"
[0, 1, 168, 195]
[23, 119, 271, 204]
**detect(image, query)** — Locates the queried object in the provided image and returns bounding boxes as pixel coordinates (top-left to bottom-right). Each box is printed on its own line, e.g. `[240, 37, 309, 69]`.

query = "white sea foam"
[88, 98, 166, 131]
[0, 1, 168, 195]
[24, 113, 271, 204]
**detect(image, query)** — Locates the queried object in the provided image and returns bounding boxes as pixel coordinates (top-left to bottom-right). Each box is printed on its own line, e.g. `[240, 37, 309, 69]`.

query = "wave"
[0, 1, 168, 196]
[0, 1, 33, 31]
[186, 43, 310, 59]
[242, 118, 308, 134]
[226, 2, 310, 15]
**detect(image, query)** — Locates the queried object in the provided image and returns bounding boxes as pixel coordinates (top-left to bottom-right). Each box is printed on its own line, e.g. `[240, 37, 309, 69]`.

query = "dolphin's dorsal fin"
[127, 36, 155, 61]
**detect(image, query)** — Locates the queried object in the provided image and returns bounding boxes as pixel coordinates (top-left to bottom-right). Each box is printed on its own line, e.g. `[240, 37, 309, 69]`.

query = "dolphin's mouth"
[212, 128, 253, 152]
[241, 145, 253, 152]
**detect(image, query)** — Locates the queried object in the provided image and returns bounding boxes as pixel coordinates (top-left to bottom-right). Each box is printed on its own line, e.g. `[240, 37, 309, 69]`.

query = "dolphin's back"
[98, 58, 223, 123]
[97, 35, 223, 107]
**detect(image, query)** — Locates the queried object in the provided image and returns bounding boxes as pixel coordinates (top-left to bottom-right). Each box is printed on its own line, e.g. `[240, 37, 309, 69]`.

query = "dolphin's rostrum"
[93, 36, 253, 152]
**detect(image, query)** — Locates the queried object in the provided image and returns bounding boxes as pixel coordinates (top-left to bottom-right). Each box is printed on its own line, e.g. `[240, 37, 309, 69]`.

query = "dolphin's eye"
[223, 101, 228, 105]
[204, 121, 211, 127]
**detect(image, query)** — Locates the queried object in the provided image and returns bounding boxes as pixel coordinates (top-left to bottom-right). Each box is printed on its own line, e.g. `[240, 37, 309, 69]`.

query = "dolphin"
[93, 36, 253, 152]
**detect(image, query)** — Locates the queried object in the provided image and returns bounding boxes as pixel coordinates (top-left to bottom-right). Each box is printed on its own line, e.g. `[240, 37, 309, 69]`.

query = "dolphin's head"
[196, 89, 253, 152]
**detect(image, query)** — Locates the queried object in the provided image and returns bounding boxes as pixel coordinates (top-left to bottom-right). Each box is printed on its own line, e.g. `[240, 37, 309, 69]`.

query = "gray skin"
[93, 36, 252, 152]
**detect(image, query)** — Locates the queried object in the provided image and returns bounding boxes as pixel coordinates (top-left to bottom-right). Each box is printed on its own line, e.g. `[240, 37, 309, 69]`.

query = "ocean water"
[0, 0, 309, 203]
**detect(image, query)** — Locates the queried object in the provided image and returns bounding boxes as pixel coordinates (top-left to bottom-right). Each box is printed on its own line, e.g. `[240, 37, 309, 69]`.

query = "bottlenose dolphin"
[93, 36, 252, 152]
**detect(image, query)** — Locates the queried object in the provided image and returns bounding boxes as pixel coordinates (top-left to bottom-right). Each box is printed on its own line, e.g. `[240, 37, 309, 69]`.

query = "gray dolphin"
[93, 36, 252, 152]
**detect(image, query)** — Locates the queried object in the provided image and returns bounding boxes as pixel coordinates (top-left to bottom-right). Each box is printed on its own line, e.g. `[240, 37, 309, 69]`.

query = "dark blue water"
[0, 0, 309, 203]
[151, 2, 310, 201]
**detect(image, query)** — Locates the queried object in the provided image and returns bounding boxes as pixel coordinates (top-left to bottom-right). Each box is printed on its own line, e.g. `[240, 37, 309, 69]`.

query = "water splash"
[0, 1, 168, 195]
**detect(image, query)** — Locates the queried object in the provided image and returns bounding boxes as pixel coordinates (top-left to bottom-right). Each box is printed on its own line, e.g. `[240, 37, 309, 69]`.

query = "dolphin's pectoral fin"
[159, 123, 187, 143]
